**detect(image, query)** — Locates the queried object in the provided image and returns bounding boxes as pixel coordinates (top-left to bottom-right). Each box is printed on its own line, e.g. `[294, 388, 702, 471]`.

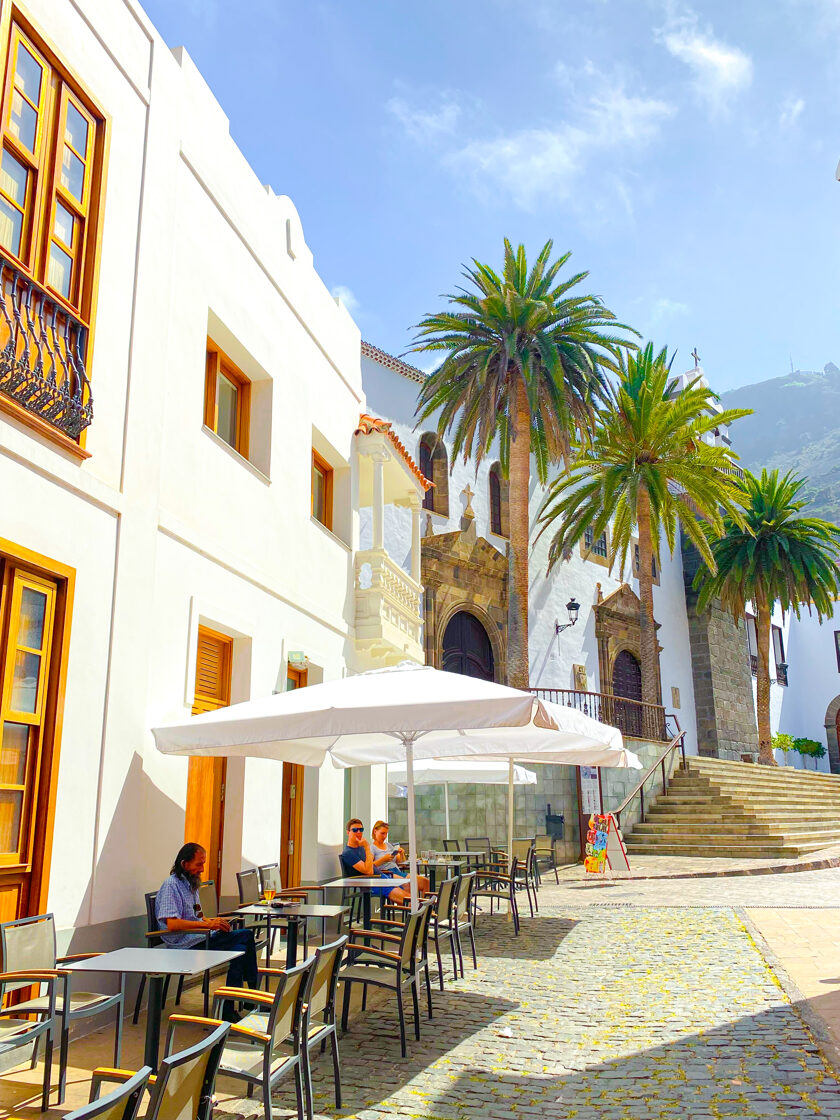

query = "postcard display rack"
[583, 813, 631, 878]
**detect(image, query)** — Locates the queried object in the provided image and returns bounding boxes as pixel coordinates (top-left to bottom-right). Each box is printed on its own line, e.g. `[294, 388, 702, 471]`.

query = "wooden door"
[280, 666, 307, 887]
[442, 611, 494, 680]
[0, 564, 60, 921]
[186, 627, 232, 899]
[612, 650, 643, 737]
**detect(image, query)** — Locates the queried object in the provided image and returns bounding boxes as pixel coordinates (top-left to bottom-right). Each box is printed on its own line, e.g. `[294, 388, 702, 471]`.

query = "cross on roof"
[691, 347, 701, 368]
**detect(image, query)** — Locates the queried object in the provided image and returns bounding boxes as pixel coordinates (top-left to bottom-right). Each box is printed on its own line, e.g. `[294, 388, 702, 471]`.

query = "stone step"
[624, 842, 818, 858]
[670, 772, 840, 793]
[631, 821, 840, 839]
[645, 810, 832, 825]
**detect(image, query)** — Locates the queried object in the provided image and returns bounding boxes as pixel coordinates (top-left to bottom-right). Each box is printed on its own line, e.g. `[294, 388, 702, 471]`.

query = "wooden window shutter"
[192, 626, 232, 715]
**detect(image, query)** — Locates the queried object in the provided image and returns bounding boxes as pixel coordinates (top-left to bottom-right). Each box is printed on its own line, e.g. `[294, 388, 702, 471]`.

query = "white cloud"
[658, 7, 752, 113]
[446, 68, 674, 210]
[779, 96, 805, 129]
[649, 297, 689, 326]
[387, 94, 462, 143]
[331, 285, 359, 314]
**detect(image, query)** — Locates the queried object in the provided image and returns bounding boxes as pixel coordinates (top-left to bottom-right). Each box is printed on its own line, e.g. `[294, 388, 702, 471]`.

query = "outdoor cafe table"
[63, 945, 242, 1071]
[323, 877, 410, 929]
[235, 903, 347, 967]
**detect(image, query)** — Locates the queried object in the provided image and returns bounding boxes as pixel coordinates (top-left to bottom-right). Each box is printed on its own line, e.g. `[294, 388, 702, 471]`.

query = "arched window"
[419, 433, 449, 516]
[488, 462, 509, 537]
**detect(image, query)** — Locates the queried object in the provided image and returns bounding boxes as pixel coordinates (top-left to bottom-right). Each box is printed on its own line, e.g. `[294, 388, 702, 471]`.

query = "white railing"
[354, 548, 423, 661]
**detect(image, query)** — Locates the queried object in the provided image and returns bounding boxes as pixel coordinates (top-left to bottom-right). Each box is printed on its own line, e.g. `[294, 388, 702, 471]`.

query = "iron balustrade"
[530, 687, 669, 742]
[0, 254, 93, 440]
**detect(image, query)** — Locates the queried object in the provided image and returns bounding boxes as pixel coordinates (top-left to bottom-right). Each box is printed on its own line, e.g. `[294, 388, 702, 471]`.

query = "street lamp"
[555, 598, 580, 635]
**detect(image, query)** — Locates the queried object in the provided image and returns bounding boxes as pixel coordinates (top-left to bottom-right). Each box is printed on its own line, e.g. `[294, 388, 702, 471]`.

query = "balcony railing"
[530, 687, 670, 742]
[355, 548, 423, 663]
[0, 255, 92, 441]
[749, 653, 758, 675]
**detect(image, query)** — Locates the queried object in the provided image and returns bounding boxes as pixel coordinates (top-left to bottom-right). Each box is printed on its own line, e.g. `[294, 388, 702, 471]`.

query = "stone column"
[410, 499, 422, 584]
[372, 451, 387, 551]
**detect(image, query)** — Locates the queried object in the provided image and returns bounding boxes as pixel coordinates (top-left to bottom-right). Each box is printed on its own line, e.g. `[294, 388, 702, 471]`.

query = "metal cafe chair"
[259, 862, 326, 903]
[464, 836, 507, 869]
[339, 902, 431, 1058]
[301, 936, 348, 1116]
[0, 967, 57, 1111]
[511, 838, 539, 915]
[454, 872, 478, 974]
[534, 833, 560, 884]
[427, 875, 460, 989]
[471, 858, 521, 935]
[235, 869, 273, 958]
[135, 890, 212, 1023]
[87, 1021, 230, 1120]
[442, 838, 461, 853]
[0, 913, 124, 1104]
[65, 1067, 151, 1120]
[167, 957, 315, 1120]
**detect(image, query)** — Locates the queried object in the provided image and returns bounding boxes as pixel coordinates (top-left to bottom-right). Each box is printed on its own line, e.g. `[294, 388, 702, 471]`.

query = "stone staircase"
[623, 755, 840, 858]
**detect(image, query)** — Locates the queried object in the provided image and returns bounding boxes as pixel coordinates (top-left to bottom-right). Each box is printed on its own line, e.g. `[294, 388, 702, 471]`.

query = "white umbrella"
[387, 758, 537, 839]
[153, 663, 639, 909]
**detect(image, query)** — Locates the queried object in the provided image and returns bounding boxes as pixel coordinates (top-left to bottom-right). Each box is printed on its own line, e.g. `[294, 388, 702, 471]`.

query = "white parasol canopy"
[388, 758, 537, 839]
[153, 663, 639, 908]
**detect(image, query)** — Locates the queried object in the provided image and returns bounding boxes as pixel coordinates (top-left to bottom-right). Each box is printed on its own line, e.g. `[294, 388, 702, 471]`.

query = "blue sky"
[143, 0, 840, 393]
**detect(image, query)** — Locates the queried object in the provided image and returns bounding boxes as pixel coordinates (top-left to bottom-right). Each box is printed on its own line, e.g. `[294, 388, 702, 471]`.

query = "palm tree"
[695, 469, 840, 765]
[539, 343, 750, 705]
[412, 239, 633, 689]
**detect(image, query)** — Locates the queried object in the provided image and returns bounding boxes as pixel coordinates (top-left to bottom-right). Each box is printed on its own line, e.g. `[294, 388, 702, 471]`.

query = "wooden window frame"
[204, 342, 251, 459]
[311, 449, 333, 532]
[630, 540, 660, 585]
[835, 631, 840, 674]
[581, 526, 610, 568]
[0, 538, 74, 921]
[0, 13, 108, 321]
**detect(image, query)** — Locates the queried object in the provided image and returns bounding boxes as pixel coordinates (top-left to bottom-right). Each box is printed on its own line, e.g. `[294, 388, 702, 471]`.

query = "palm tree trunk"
[636, 487, 659, 705]
[507, 375, 531, 690]
[755, 601, 776, 766]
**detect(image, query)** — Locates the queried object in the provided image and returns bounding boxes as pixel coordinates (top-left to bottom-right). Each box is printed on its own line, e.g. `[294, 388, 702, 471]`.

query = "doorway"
[280, 664, 307, 887]
[442, 611, 494, 681]
[611, 649, 643, 737]
[185, 626, 232, 901]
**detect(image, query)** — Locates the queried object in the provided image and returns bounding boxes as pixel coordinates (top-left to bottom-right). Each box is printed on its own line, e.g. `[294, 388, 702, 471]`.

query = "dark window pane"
[216, 372, 238, 448]
[10, 90, 37, 151]
[0, 196, 23, 256]
[65, 102, 89, 157]
[15, 43, 42, 104]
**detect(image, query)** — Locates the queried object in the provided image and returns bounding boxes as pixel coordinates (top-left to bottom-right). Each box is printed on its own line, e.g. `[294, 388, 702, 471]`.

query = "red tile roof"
[355, 414, 433, 491]
[361, 341, 427, 384]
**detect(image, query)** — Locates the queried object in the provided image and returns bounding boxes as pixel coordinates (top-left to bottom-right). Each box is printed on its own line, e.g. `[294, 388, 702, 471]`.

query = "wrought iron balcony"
[749, 653, 758, 675]
[530, 687, 669, 742]
[355, 548, 423, 665]
[0, 254, 92, 441]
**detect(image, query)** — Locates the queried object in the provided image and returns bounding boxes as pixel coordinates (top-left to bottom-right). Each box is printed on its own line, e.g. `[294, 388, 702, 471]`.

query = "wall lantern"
[555, 598, 581, 635]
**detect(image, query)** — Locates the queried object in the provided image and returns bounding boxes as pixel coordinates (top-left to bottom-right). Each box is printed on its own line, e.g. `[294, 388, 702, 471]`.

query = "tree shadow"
[468, 914, 578, 960]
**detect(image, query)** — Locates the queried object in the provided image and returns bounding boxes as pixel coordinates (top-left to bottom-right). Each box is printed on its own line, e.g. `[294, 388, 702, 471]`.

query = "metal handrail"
[613, 730, 686, 831]
[530, 687, 669, 742]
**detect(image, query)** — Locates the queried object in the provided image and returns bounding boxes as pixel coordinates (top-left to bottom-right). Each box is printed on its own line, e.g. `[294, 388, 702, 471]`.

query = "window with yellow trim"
[0, 567, 56, 866]
[0, 21, 105, 312]
[205, 342, 251, 458]
[311, 450, 333, 531]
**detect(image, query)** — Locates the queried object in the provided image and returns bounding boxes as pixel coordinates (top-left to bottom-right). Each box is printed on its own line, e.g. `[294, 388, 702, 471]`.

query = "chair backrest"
[306, 935, 347, 1021]
[197, 881, 217, 921]
[147, 1021, 229, 1120]
[535, 833, 553, 849]
[0, 914, 57, 994]
[236, 868, 261, 905]
[398, 904, 427, 972]
[267, 958, 314, 1055]
[442, 839, 460, 853]
[435, 876, 459, 925]
[144, 891, 163, 945]
[455, 871, 474, 918]
[511, 838, 533, 862]
[66, 1067, 152, 1120]
[258, 863, 282, 893]
[464, 837, 491, 857]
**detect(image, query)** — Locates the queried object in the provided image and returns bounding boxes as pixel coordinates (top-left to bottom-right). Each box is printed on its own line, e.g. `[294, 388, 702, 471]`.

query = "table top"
[323, 877, 410, 889]
[61, 946, 243, 976]
[236, 903, 347, 918]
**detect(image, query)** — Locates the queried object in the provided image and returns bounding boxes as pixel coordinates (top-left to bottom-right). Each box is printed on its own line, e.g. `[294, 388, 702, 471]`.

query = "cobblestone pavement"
[208, 904, 840, 1120]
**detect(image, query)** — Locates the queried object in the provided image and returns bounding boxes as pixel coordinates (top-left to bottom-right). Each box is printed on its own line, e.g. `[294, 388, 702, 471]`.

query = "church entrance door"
[612, 649, 643, 737]
[442, 611, 494, 681]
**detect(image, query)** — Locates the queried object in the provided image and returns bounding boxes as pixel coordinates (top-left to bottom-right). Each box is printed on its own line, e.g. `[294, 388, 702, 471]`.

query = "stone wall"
[386, 738, 665, 866]
[682, 538, 759, 761]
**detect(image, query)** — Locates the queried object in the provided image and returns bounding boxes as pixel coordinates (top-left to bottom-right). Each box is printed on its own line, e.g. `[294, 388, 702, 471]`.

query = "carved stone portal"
[593, 583, 662, 702]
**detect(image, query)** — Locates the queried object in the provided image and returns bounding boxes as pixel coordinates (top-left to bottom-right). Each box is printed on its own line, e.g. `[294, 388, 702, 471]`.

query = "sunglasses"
[350, 826, 364, 833]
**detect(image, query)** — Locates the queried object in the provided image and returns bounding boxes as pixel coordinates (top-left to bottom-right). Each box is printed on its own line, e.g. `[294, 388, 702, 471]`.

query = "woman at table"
[156, 841, 258, 1021]
[370, 820, 430, 895]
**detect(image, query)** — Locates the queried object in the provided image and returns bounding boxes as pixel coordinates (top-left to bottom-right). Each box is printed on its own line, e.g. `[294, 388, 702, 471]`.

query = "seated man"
[341, 818, 412, 905]
[156, 841, 258, 1021]
[370, 820, 430, 895]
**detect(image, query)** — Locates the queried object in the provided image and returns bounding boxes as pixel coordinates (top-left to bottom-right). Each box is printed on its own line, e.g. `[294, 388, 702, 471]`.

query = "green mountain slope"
[721, 365, 840, 525]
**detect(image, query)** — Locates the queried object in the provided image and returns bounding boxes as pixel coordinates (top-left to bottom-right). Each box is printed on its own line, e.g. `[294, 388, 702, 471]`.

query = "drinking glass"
[262, 888, 276, 902]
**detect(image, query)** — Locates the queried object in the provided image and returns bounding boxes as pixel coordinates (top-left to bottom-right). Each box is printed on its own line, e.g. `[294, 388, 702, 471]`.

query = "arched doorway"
[825, 695, 840, 774]
[442, 611, 494, 680]
[612, 649, 643, 737]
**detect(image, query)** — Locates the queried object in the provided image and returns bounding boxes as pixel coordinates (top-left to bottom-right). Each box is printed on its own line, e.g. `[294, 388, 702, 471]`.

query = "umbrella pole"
[507, 758, 515, 874]
[444, 782, 450, 840]
[404, 736, 420, 912]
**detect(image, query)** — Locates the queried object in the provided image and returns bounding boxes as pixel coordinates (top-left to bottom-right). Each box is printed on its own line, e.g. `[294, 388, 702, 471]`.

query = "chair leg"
[330, 1028, 342, 1107]
[449, 932, 459, 982]
[161, 975, 171, 1008]
[302, 1044, 313, 1120]
[175, 975, 185, 1006]
[114, 999, 123, 1067]
[57, 1019, 69, 1105]
[424, 962, 433, 1019]
[132, 975, 146, 1025]
[30, 1031, 40, 1069]
[396, 985, 407, 1057]
[454, 926, 465, 978]
[434, 931, 444, 991]
[265, 1073, 276, 1120]
[41, 1029, 53, 1113]
[410, 978, 420, 1040]
[202, 969, 210, 1017]
[340, 980, 351, 1032]
[361, 983, 368, 1012]
[554, 861, 559, 885]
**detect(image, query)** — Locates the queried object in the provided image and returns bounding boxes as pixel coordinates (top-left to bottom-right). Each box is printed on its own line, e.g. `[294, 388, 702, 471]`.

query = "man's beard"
[185, 871, 201, 891]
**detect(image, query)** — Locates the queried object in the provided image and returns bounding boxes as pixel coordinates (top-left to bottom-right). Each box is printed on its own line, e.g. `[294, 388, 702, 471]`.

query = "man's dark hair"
[345, 818, 363, 833]
[171, 842, 205, 890]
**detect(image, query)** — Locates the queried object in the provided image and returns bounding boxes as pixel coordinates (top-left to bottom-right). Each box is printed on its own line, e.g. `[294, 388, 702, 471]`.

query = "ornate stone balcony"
[355, 548, 423, 665]
[0, 253, 92, 441]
